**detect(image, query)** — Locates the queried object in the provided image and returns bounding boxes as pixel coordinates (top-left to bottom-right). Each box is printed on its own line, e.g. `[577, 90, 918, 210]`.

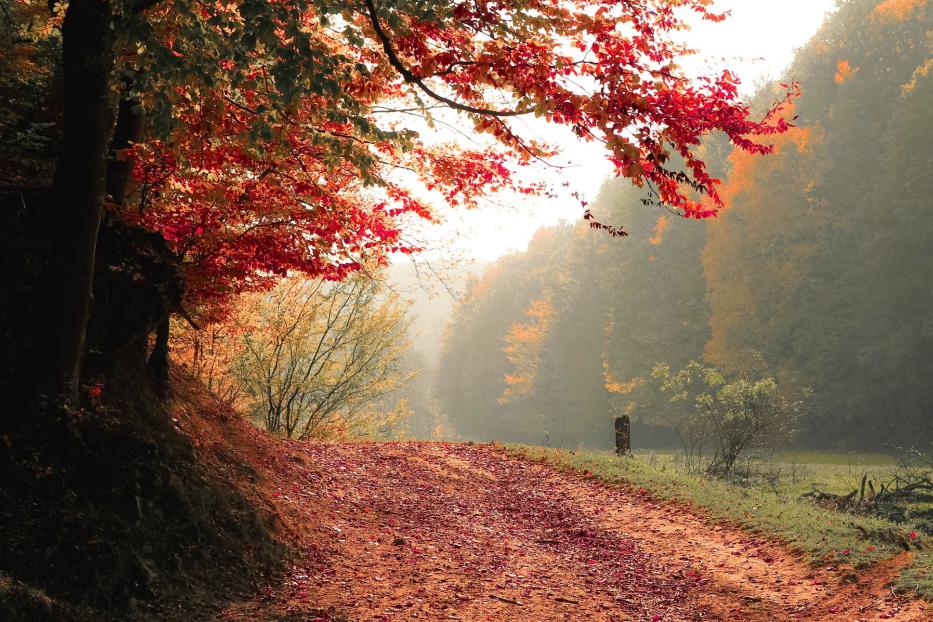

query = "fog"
[400, 0, 933, 452]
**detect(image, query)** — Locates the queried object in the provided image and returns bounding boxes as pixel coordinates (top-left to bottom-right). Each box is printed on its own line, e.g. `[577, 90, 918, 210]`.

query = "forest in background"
[436, 0, 933, 451]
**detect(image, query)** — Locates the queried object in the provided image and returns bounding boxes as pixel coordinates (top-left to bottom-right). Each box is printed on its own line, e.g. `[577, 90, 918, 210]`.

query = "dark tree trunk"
[106, 83, 145, 206]
[614, 415, 631, 456]
[43, 0, 117, 403]
[148, 316, 170, 396]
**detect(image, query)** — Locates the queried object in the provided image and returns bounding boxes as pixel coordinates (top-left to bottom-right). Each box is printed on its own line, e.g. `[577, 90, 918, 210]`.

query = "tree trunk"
[148, 316, 170, 396]
[44, 0, 117, 403]
[106, 81, 145, 206]
[614, 415, 631, 456]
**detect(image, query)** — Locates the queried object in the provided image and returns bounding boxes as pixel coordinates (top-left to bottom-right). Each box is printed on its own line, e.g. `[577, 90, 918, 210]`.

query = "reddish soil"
[211, 441, 929, 622]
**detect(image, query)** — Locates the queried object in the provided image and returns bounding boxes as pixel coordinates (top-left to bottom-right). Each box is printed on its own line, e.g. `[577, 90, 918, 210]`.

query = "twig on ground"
[554, 596, 580, 604]
[490, 594, 523, 605]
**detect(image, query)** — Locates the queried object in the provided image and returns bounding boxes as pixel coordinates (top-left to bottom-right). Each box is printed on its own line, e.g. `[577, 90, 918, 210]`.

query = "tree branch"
[362, 0, 533, 118]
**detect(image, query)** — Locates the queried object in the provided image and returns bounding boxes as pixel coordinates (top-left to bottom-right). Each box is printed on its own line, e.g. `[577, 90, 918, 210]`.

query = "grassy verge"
[504, 445, 932, 600]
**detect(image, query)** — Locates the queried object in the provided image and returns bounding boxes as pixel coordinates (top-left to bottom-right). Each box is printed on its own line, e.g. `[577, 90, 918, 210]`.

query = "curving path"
[219, 442, 928, 622]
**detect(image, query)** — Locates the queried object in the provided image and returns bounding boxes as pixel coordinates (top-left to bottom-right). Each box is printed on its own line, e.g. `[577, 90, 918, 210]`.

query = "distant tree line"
[436, 0, 932, 451]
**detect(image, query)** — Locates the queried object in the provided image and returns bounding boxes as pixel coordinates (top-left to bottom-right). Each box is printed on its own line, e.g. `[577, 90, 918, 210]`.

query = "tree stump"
[615, 415, 631, 456]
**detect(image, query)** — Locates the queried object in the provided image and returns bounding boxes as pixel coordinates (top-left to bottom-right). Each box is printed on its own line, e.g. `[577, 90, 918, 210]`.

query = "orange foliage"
[171, 317, 249, 407]
[902, 57, 933, 94]
[647, 215, 671, 246]
[500, 299, 554, 403]
[872, 0, 927, 21]
[834, 60, 859, 84]
[702, 108, 825, 371]
[603, 364, 644, 394]
[717, 111, 813, 211]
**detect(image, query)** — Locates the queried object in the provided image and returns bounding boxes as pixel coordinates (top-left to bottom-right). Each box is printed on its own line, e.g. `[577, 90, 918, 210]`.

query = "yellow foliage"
[176, 273, 413, 440]
[171, 319, 249, 407]
[603, 364, 644, 394]
[524, 298, 554, 322]
[717, 111, 814, 211]
[324, 399, 411, 441]
[504, 374, 526, 387]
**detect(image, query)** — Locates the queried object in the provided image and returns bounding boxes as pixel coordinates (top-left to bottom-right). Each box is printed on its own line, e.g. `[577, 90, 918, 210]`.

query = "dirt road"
[220, 442, 928, 621]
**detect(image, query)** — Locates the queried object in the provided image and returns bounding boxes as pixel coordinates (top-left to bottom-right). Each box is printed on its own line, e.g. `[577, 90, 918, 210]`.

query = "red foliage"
[112, 0, 797, 318]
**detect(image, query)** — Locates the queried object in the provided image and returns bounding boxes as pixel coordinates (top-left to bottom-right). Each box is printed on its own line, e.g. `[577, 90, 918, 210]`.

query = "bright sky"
[399, 0, 836, 263]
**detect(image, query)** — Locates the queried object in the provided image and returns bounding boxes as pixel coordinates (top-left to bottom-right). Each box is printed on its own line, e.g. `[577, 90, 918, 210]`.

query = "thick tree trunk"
[44, 0, 117, 403]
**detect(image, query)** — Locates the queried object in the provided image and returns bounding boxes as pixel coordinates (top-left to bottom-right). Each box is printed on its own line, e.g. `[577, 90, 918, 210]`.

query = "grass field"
[505, 445, 933, 600]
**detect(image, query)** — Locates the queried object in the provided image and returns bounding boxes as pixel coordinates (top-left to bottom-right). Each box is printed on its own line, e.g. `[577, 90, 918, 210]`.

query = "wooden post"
[614, 415, 630, 456]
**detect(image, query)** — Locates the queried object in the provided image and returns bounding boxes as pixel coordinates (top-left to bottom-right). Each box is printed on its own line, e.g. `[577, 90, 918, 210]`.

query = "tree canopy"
[0, 0, 802, 402]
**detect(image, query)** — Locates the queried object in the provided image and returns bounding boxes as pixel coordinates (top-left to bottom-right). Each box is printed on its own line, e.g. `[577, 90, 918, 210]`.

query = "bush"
[650, 360, 808, 476]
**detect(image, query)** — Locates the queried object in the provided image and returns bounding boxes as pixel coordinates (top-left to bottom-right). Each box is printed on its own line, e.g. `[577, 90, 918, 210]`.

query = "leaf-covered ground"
[217, 442, 928, 622]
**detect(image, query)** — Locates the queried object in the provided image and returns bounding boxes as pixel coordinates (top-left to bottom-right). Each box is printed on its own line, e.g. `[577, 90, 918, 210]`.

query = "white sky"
[397, 0, 836, 263]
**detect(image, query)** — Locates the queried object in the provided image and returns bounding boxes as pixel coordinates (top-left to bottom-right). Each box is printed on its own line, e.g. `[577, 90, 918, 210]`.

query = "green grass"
[773, 450, 893, 466]
[504, 445, 932, 600]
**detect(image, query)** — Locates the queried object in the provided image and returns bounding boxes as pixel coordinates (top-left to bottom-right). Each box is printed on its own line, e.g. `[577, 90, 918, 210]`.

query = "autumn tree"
[171, 319, 248, 406]
[438, 173, 716, 447]
[503, 225, 613, 447]
[230, 274, 411, 440]
[501, 299, 555, 404]
[1, 0, 798, 408]
[438, 224, 613, 446]
[702, 115, 826, 375]
[702, 0, 933, 447]
[436, 242, 559, 442]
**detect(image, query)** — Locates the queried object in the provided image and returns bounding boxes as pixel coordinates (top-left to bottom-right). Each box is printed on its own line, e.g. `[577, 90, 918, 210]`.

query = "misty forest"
[1, 0, 931, 620]
[438, 0, 932, 451]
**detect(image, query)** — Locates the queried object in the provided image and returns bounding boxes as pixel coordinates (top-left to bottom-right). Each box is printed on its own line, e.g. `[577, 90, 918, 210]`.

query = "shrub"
[651, 360, 808, 476]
